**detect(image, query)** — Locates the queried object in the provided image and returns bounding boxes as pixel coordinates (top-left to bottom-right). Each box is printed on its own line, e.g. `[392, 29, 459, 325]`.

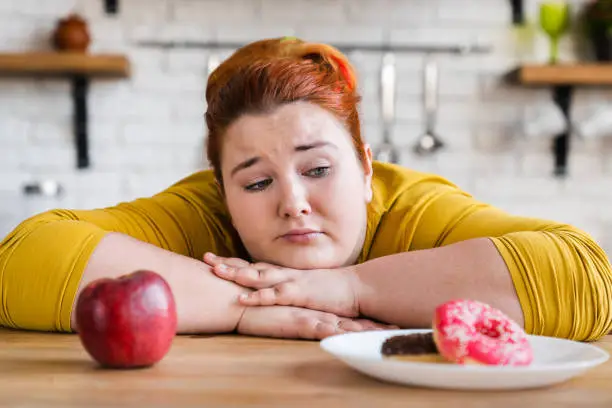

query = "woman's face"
[220, 101, 373, 269]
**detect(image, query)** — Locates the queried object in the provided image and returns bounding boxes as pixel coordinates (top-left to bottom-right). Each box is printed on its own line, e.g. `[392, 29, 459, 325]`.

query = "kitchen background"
[0, 0, 611, 255]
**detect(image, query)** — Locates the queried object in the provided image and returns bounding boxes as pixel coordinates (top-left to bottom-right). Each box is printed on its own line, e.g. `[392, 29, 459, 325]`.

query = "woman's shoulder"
[160, 168, 219, 197]
[154, 168, 226, 211]
[360, 162, 460, 262]
[370, 161, 463, 209]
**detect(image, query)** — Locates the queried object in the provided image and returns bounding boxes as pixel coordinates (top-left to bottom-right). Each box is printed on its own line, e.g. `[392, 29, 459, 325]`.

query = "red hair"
[205, 37, 366, 182]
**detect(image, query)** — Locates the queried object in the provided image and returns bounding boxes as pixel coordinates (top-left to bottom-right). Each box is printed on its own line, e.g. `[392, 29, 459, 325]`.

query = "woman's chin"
[262, 250, 346, 270]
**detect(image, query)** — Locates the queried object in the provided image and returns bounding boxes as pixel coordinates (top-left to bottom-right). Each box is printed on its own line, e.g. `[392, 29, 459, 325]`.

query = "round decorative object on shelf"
[52, 13, 91, 52]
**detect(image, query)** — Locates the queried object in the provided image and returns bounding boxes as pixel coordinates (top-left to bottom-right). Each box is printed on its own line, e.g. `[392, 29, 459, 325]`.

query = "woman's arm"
[352, 237, 522, 329]
[0, 171, 247, 333]
[349, 176, 612, 341]
[383, 179, 612, 341]
[0, 210, 250, 334]
[74, 232, 249, 334]
[354, 222, 612, 342]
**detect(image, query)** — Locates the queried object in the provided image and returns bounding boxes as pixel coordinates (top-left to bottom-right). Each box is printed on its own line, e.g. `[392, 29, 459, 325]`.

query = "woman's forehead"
[223, 102, 352, 154]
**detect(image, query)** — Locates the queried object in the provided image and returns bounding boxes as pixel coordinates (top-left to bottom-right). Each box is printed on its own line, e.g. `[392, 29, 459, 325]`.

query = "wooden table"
[2, 329, 612, 408]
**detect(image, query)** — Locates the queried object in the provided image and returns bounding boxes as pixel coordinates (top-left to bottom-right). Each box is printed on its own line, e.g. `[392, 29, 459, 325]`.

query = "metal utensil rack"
[137, 40, 492, 55]
[107, 0, 525, 25]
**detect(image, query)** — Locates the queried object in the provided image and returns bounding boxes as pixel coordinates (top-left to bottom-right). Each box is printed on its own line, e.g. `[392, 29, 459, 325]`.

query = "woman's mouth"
[280, 229, 322, 244]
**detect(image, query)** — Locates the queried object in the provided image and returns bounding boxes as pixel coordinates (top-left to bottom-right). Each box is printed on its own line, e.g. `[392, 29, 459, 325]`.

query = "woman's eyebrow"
[231, 141, 338, 177]
[231, 157, 259, 177]
[295, 141, 337, 152]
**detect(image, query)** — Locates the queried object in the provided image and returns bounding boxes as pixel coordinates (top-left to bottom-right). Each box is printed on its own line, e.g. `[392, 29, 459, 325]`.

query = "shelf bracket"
[551, 85, 573, 177]
[71, 75, 90, 169]
[509, 0, 525, 25]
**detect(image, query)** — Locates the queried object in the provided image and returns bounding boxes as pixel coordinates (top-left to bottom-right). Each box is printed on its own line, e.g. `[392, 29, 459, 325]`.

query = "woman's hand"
[237, 306, 396, 340]
[203, 253, 360, 317]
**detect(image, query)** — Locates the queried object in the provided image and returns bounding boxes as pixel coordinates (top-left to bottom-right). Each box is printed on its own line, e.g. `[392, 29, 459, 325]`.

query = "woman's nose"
[278, 181, 312, 218]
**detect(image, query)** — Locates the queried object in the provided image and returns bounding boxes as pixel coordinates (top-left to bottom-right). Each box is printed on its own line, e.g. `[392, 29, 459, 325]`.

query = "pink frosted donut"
[432, 299, 533, 366]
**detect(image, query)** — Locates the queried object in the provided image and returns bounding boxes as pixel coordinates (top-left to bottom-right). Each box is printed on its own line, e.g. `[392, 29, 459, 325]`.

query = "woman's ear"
[362, 144, 374, 203]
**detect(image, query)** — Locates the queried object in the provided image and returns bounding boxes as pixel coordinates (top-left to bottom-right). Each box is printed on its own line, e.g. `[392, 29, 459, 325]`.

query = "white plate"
[320, 329, 609, 390]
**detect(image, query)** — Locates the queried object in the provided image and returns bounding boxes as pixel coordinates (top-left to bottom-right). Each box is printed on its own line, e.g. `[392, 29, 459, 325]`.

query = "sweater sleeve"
[0, 170, 237, 332]
[378, 176, 612, 341]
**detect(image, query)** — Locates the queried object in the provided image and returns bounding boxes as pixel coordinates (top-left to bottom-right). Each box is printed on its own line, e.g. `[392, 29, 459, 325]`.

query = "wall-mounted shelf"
[511, 63, 612, 86]
[0, 52, 129, 77]
[509, 63, 612, 177]
[0, 52, 131, 169]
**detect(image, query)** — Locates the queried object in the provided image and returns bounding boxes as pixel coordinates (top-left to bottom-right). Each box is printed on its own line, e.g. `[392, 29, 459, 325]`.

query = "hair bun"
[293, 42, 356, 92]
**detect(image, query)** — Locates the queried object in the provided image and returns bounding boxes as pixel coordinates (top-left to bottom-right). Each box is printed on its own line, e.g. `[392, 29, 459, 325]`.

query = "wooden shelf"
[0, 52, 130, 78]
[509, 63, 612, 178]
[0, 51, 131, 170]
[511, 63, 612, 86]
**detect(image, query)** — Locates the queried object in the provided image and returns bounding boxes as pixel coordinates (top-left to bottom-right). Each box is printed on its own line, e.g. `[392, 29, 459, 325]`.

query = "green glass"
[539, 1, 570, 64]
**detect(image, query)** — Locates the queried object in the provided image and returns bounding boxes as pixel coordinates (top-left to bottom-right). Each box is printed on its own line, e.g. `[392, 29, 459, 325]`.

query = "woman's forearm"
[353, 237, 524, 328]
[72, 232, 249, 334]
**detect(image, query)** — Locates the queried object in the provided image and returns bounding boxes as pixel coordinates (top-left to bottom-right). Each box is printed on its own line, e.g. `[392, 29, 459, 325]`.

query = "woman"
[0, 37, 610, 341]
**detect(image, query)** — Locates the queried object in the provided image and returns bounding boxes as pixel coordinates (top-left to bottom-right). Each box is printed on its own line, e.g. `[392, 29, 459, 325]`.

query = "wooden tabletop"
[2, 329, 612, 408]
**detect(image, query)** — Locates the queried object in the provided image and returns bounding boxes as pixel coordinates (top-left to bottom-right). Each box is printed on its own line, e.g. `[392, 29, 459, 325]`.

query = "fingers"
[296, 311, 397, 340]
[239, 282, 302, 306]
[352, 319, 400, 331]
[214, 264, 258, 287]
[310, 318, 384, 339]
[295, 311, 343, 340]
[204, 253, 277, 271]
[238, 283, 356, 317]
[214, 264, 296, 289]
[334, 318, 381, 332]
[239, 306, 399, 341]
[203, 252, 250, 268]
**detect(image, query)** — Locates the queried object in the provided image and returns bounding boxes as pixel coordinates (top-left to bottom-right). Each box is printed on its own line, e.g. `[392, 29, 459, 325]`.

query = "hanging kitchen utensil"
[413, 54, 444, 155]
[374, 52, 400, 164]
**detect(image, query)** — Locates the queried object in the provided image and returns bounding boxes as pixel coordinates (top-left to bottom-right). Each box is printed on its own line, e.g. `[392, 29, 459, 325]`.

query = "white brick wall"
[0, 0, 611, 257]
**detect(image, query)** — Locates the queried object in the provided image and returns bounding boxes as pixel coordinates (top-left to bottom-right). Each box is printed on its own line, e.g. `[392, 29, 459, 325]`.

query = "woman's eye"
[305, 166, 331, 178]
[244, 179, 272, 192]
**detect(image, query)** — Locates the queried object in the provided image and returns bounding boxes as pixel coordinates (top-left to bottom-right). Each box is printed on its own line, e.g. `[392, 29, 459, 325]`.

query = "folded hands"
[202, 252, 397, 339]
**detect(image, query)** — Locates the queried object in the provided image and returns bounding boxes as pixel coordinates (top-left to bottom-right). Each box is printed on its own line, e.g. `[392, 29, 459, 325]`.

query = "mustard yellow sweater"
[1, 161, 610, 340]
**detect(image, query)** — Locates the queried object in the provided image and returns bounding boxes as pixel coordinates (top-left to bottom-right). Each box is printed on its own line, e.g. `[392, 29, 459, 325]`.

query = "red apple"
[75, 270, 177, 369]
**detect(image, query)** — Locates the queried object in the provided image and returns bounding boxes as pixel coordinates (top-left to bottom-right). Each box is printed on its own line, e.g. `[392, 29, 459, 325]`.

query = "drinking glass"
[539, 1, 570, 64]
